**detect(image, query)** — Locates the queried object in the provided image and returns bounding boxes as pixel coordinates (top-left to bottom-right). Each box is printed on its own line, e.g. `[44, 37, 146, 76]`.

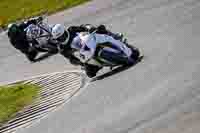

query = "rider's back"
[9, 27, 30, 54]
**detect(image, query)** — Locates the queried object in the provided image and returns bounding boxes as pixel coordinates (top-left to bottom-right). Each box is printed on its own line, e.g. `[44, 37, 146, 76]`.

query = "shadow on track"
[91, 56, 144, 82]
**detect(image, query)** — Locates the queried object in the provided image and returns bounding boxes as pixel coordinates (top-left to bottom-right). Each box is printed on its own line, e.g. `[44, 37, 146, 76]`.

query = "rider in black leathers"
[7, 17, 43, 62]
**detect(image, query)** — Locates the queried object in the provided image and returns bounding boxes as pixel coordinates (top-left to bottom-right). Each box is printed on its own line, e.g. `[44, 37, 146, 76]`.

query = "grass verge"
[0, 83, 40, 126]
[0, 0, 90, 27]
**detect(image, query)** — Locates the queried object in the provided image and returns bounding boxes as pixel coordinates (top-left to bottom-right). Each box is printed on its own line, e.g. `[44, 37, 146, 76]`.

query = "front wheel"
[128, 45, 140, 61]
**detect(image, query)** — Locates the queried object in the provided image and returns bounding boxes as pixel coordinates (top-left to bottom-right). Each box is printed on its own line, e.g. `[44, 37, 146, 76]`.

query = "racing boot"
[84, 64, 102, 78]
[25, 50, 38, 62]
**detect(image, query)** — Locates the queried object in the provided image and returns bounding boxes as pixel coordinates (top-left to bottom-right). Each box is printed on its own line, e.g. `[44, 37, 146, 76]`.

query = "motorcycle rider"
[7, 17, 43, 62]
[55, 24, 126, 78]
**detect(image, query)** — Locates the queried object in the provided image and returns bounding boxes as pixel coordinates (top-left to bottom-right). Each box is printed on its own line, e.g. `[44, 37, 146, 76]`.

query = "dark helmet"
[7, 23, 21, 38]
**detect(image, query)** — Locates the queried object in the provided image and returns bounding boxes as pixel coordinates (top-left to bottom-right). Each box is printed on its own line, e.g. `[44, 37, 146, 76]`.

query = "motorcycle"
[72, 31, 141, 77]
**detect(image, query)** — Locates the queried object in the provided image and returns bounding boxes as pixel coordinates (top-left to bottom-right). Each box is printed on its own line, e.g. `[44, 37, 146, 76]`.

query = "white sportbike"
[71, 31, 141, 70]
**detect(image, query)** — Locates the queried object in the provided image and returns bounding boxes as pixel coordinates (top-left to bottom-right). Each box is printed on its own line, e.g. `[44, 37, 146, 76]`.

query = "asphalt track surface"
[0, 0, 200, 132]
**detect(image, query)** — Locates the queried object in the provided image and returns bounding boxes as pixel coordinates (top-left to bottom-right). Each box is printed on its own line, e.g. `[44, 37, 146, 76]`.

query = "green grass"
[0, 0, 90, 27]
[0, 83, 40, 125]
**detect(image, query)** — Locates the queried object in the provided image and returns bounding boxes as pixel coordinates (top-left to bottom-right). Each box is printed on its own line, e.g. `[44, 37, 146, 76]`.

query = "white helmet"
[51, 24, 70, 44]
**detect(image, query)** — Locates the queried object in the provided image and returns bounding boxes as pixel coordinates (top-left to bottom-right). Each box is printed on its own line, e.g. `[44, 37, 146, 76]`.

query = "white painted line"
[0, 70, 83, 86]
[0, 70, 87, 133]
